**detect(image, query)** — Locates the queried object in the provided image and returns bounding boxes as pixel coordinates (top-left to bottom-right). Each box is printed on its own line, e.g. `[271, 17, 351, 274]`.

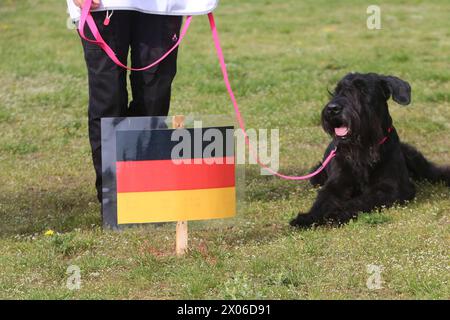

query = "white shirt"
[67, 0, 219, 20]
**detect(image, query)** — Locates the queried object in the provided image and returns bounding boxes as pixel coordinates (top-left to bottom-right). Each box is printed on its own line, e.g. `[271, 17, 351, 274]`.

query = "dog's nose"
[327, 103, 342, 115]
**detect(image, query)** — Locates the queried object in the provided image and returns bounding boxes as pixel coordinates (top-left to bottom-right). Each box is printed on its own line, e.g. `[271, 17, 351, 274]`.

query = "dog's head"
[322, 73, 411, 146]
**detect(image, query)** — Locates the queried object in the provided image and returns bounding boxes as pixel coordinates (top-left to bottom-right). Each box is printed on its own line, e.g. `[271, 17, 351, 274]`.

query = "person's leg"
[128, 13, 182, 117]
[80, 11, 131, 202]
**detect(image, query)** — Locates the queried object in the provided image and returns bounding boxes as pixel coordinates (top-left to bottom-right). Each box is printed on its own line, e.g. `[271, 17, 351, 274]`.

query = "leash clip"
[103, 10, 114, 26]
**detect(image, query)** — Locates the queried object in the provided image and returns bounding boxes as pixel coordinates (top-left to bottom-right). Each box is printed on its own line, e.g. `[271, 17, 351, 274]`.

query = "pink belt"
[78, 0, 337, 180]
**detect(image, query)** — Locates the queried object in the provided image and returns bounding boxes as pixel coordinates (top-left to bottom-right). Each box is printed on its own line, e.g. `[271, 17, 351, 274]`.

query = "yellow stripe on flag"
[117, 187, 236, 224]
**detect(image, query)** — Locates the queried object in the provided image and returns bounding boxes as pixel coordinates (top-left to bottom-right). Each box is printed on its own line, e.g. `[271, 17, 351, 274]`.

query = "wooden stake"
[176, 220, 188, 256]
[172, 115, 188, 256]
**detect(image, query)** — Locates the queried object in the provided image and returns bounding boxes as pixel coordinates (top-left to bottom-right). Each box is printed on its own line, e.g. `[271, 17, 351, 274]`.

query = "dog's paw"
[290, 214, 315, 229]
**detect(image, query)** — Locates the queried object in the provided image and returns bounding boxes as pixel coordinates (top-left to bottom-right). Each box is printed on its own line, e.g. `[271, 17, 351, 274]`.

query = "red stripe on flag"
[116, 157, 235, 193]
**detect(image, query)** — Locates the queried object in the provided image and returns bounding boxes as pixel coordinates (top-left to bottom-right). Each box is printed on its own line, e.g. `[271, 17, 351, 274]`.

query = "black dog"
[290, 72, 450, 228]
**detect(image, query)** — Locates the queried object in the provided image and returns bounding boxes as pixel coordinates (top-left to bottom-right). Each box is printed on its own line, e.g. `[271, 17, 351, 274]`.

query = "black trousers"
[80, 11, 182, 202]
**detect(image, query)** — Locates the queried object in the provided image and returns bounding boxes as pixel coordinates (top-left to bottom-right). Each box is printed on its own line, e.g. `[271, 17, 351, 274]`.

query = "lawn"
[0, 0, 449, 299]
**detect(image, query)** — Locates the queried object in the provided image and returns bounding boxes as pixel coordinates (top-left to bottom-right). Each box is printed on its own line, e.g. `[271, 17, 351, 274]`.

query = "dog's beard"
[322, 102, 385, 169]
[323, 102, 384, 147]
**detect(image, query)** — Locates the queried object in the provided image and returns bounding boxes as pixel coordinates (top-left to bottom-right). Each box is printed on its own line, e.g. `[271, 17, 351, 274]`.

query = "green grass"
[0, 0, 449, 299]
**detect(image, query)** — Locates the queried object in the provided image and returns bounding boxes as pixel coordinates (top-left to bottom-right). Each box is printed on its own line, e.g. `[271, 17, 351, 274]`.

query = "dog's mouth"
[334, 126, 350, 138]
[323, 111, 352, 140]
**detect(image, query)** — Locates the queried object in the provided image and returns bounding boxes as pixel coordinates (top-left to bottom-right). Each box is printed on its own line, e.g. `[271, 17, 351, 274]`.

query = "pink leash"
[206, 13, 336, 180]
[78, 0, 192, 71]
[78, 1, 336, 180]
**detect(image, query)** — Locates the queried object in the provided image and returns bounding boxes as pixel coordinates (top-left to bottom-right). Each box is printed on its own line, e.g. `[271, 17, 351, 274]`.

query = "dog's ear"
[381, 75, 411, 105]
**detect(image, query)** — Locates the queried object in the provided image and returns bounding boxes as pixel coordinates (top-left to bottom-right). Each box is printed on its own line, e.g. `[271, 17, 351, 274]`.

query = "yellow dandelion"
[44, 230, 55, 236]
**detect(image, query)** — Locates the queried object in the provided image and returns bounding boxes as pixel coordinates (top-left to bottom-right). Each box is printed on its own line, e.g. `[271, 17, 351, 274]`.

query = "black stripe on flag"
[116, 126, 235, 162]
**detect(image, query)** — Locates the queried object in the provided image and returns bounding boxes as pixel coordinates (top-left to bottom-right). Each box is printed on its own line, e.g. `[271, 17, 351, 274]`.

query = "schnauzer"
[290, 72, 450, 228]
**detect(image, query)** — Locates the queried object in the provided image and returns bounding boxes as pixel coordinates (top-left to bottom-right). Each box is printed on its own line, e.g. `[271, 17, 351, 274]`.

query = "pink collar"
[378, 127, 394, 145]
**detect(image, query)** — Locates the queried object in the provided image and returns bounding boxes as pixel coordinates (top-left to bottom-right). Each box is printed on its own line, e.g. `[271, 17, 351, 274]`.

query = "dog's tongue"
[335, 127, 349, 137]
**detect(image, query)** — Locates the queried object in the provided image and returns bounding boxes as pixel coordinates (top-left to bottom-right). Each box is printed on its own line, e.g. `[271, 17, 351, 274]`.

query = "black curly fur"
[290, 73, 450, 228]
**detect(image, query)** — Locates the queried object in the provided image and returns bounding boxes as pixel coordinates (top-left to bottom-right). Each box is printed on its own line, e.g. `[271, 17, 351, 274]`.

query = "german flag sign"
[101, 117, 236, 228]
